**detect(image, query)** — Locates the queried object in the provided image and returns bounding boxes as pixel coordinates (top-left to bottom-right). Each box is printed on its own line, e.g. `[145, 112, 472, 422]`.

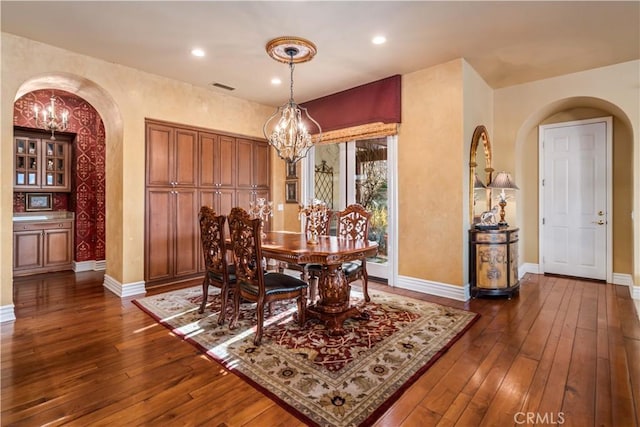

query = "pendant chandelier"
[33, 94, 69, 140]
[263, 36, 322, 164]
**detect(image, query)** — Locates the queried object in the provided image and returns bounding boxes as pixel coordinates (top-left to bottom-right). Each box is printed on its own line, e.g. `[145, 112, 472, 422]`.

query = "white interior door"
[540, 119, 610, 280]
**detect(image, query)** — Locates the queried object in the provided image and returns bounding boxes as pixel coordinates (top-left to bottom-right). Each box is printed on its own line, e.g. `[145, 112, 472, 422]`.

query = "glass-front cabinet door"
[14, 135, 71, 192]
[43, 140, 69, 190]
[14, 136, 41, 189]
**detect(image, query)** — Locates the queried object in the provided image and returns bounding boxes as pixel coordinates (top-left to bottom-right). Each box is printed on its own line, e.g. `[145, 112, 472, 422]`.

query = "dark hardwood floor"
[2, 271, 639, 426]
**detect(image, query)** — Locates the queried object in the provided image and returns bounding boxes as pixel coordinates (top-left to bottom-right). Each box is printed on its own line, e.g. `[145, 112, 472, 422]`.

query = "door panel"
[146, 124, 173, 186]
[199, 133, 217, 187]
[543, 121, 607, 280]
[44, 229, 72, 265]
[219, 135, 236, 187]
[253, 141, 270, 188]
[174, 189, 199, 277]
[175, 129, 198, 186]
[236, 139, 253, 188]
[146, 189, 173, 281]
[13, 231, 43, 270]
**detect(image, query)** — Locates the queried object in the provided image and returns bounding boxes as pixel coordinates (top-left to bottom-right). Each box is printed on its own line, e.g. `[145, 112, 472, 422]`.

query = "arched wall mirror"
[469, 125, 494, 225]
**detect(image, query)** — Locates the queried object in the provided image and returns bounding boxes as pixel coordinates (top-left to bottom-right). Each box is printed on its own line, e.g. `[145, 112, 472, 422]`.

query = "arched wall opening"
[514, 96, 634, 279]
[11, 73, 124, 288]
[13, 89, 107, 268]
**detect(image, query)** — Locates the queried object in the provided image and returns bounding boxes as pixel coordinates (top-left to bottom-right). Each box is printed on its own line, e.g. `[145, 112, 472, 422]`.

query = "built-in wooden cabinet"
[236, 138, 270, 209]
[145, 188, 200, 283]
[14, 134, 71, 192]
[146, 124, 198, 187]
[199, 132, 236, 214]
[13, 218, 74, 276]
[145, 120, 270, 287]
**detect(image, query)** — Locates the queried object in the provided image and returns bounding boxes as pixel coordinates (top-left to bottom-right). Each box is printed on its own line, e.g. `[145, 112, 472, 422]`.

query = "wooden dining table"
[260, 231, 378, 335]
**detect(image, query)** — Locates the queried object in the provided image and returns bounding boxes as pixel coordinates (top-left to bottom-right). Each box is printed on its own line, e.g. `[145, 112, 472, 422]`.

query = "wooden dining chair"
[335, 203, 372, 302]
[279, 204, 332, 301]
[198, 206, 236, 325]
[228, 207, 308, 345]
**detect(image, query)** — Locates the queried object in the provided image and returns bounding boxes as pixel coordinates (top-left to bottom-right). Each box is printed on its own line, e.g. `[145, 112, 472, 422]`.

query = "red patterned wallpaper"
[13, 90, 106, 263]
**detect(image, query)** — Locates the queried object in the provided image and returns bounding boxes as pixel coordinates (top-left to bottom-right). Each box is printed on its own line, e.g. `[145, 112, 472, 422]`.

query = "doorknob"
[592, 220, 605, 225]
[598, 210, 604, 216]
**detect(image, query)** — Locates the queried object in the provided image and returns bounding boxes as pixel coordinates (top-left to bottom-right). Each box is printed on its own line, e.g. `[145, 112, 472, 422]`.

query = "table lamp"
[487, 171, 519, 226]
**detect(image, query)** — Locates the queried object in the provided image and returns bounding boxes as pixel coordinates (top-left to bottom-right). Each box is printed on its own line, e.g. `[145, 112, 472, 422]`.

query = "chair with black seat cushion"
[228, 207, 308, 345]
[335, 203, 372, 302]
[198, 206, 236, 325]
[279, 203, 332, 301]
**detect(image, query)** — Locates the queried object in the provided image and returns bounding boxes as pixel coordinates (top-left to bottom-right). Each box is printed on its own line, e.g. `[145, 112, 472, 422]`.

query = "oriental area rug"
[133, 285, 479, 426]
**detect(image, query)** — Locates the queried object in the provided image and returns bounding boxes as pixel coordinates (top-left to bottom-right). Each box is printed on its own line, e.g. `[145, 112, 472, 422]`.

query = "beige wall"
[494, 61, 639, 287]
[1, 33, 279, 307]
[399, 60, 465, 285]
[462, 60, 495, 286]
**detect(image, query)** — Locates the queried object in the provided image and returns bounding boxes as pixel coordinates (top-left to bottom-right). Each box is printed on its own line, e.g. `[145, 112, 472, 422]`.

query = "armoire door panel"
[175, 129, 198, 186]
[174, 189, 199, 277]
[146, 189, 174, 281]
[199, 132, 218, 187]
[236, 138, 253, 188]
[146, 124, 173, 186]
[218, 135, 236, 188]
[236, 189, 253, 211]
[253, 141, 270, 188]
[218, 189, 235, 216]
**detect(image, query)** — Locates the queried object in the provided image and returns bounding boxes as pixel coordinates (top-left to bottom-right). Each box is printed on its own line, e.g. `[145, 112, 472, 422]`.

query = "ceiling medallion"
[265, 36, 317, 64]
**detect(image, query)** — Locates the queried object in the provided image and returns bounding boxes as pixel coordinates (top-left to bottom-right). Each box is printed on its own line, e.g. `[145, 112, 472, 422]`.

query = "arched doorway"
[4, 73, 124, 321]
[515, 97, 634, 285]
[13, 89, 106, 271]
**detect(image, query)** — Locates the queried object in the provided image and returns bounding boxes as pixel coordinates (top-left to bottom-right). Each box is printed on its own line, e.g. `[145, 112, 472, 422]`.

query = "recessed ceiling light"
[271, 77, 282, 85]
[191, 48, 205, 57]
[372, 35, 386, 45]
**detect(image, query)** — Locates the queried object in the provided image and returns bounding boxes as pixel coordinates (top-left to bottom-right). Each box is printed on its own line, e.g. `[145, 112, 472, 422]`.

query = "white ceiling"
[2, 1, 638, 106]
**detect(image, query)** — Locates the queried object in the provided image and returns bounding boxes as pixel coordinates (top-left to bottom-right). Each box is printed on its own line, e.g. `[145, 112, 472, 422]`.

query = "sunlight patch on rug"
[134, 286, 478, 426]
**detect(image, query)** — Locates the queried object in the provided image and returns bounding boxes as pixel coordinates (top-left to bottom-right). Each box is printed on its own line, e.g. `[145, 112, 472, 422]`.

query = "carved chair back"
[199, 206, 229, 277]
[228, 207, 264, 292]
[336, 203, 371, 242]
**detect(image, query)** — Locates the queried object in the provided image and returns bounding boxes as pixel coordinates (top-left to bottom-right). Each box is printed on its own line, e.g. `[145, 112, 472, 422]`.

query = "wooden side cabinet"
[469, 227, 520, 298]
[13, 218, 74, 276]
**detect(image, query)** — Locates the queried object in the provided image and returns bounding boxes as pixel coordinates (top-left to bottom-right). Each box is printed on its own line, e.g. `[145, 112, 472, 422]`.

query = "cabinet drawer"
[475, 233, 507, 243]
[14, 221, 73, 232]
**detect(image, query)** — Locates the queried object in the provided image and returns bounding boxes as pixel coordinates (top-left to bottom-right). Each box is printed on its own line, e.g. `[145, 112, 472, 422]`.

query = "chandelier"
[33, 95, 69, 140]
[263, 36, 322, 164]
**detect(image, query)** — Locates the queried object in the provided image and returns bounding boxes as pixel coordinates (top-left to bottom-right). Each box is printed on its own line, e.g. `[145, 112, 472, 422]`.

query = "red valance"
[301, 75, 401, 133]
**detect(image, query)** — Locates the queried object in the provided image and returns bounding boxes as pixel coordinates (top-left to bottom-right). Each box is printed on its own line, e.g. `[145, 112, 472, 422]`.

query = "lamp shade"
[473, 173, 486, 189]
[488, 172, 519, 190]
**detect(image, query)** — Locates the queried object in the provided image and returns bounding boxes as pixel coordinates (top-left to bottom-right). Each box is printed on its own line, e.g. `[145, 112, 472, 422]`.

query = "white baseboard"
[73, 259, 107, 272]
[103, 274, 146, 298]
[0, 304, 16, 323]
[612, 272, 633, 287]
[394, 275, 469, 301]
[520, 263, 540, 277]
